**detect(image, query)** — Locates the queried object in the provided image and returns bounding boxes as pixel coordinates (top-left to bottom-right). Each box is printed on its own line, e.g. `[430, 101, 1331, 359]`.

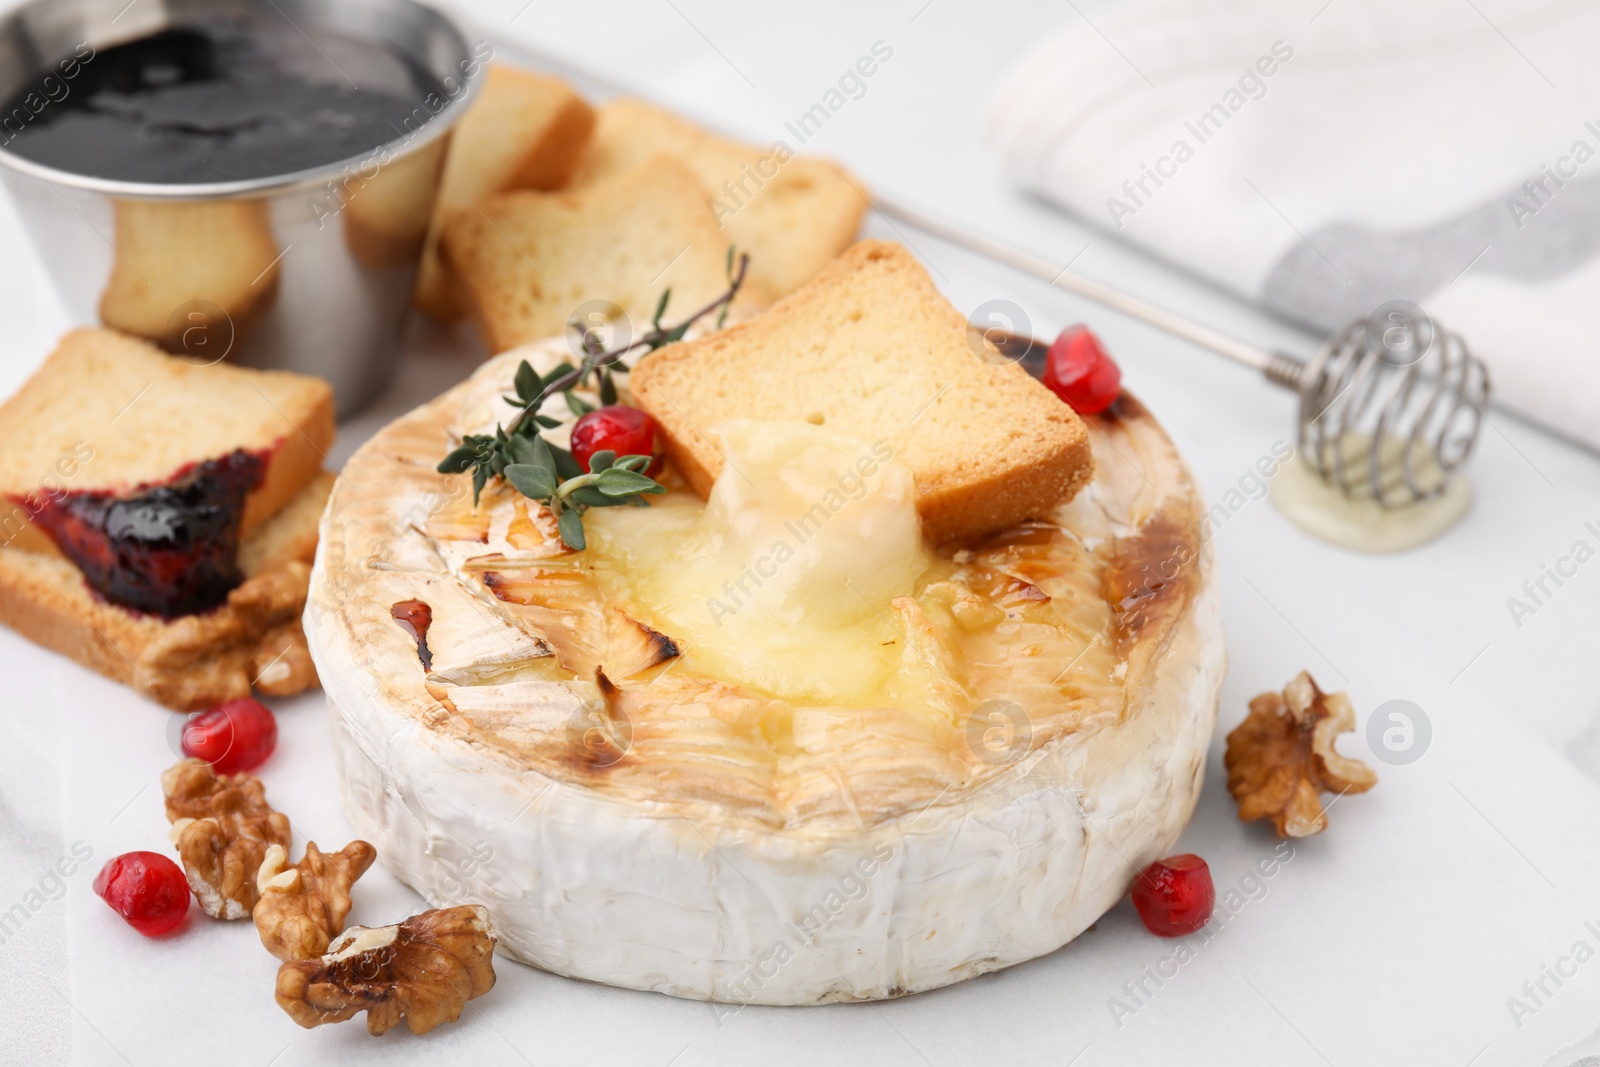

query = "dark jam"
[0, 21, 444, 184]
[25, 450, 265, 617]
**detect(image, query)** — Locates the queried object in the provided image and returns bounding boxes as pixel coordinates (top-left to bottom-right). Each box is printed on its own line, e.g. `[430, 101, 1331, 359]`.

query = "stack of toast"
[0, 329, 335, 710]
[416, 69, 870, 352]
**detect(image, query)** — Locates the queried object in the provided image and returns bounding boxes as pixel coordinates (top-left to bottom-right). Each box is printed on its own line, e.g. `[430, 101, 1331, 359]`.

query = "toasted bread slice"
[629, 241, 1093, 543]
[99, 198, 282, 353]
[413, 66, 596, 321]
[0, 328, 334, 557]
[0, 470, 332, 710]
[237, 469, 336, 576]
[569, 99, 868, 299]
[440, 157, 760, 354]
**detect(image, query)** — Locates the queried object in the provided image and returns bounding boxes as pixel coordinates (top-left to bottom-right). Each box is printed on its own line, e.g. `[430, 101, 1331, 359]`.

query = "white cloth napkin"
[986, 0, 1600, 453]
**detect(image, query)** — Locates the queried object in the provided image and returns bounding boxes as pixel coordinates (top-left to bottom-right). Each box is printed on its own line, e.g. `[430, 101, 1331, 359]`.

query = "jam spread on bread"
[25, 449, 265, 617]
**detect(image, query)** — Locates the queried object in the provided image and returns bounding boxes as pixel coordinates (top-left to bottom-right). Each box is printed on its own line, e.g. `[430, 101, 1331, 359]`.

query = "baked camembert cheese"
[307, 320, 1223, 1003]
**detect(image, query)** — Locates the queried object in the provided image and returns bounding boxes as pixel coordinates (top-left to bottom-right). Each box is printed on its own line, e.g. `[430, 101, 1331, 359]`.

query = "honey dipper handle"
[877, 195, 1285, 375]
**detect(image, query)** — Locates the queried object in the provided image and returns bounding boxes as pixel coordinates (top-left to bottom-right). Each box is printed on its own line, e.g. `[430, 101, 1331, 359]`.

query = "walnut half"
[275, 906, 497, 1035]
[1225, 671, 1378, 837]
[162, 759, 291, 919]
[254, 840, 378, 962]
[136, 562, 319, 711]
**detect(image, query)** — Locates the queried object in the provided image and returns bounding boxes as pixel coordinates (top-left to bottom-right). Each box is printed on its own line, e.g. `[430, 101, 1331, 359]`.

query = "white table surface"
[3, 2, 1600, 1064]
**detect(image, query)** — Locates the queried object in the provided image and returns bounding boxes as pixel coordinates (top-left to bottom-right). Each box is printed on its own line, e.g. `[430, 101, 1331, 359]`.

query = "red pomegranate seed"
[1130, 853, 1214, 937]
[93, 852, 190, 936]
[1043, 325, 1122, 414]
[570, 405, 662, 475]
[180, 697, 277, 775]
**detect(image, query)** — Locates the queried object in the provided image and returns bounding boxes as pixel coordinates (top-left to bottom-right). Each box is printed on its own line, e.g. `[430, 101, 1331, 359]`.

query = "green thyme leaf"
[599, 369, 618, 406]
[652, 288, 672, 331]
[504, 462, 558, 500]
[595, 467, 666, 497]
[437, 444, 479, 474]
[613, 454, 651, 472]
[718, 245, 739, 326]
[504, 433, 540, 467]
[565, 391, 595, 417]
[557, 508, 586, 550]
[534, 414, 563, 429]
[657, 322, 691, 348]
[529, 434, 558, 478]
[471, 464, 489, 506]
[514, 360, 540, 403]
[566, 486, 631, 508]
[587, 449, 617, 472]
[551, 445, 584, 481]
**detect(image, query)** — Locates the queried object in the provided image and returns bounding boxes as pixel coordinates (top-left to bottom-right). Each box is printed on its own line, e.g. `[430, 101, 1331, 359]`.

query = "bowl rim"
[0, 0, 484, 200]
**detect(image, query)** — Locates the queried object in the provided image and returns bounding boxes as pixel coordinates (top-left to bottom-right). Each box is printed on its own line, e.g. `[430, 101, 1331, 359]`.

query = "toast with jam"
[0, 328, 335, 709]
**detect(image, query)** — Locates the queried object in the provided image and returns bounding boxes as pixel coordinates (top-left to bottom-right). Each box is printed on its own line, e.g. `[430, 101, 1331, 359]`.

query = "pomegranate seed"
[180, 697, 277, 775]
[570, 405, 662, 475]
[1043, 325, 1122, 414]
[94, 852, 190, 936]
[1130, 853, 1214, 936]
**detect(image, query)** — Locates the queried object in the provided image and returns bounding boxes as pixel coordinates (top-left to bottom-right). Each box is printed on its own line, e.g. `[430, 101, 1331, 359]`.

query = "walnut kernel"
[162, 759, 291, 918]
[275, 905, 497, 1035]
[137, 562, 318, 710]
[254, 840, 378, 962]
[1224, 671, 1378, 837]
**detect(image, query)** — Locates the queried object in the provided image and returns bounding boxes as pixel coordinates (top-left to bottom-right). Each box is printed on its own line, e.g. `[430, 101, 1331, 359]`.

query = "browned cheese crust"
[313, 352, 1209, 836]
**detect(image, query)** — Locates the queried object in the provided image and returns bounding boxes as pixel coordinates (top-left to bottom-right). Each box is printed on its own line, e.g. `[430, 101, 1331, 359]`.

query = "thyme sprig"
[435, 249, 749, 551]
[435, 361, 662, 550]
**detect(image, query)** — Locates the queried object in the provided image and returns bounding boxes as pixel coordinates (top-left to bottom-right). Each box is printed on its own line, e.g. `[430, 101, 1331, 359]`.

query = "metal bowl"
[0, 0, 485, 416]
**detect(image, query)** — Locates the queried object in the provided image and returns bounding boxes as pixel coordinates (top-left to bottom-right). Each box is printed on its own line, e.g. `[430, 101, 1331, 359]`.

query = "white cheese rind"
[306, 554, 1223, 1005]
[306, 351, 1223, 1005]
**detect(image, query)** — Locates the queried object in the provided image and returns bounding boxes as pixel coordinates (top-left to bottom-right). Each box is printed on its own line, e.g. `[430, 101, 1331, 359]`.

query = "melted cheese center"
[586, 420, 936, 705]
